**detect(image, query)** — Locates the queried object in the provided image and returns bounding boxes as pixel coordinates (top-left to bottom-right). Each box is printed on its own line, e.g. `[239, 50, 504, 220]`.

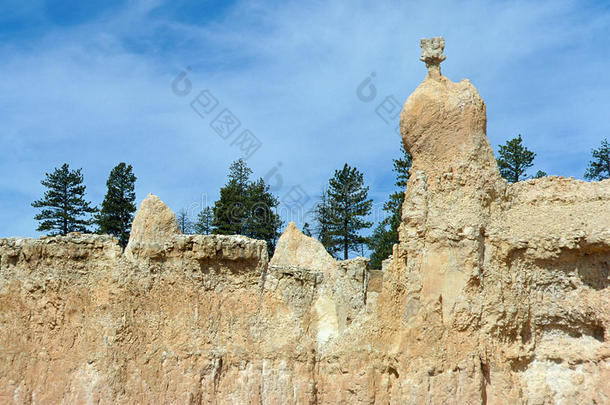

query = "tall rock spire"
[401, 37, 497, 179]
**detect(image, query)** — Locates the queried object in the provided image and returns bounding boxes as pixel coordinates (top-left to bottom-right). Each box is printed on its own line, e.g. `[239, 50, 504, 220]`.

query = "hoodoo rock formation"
[1, 38, 609, 404]
[388, 37, 610, 403]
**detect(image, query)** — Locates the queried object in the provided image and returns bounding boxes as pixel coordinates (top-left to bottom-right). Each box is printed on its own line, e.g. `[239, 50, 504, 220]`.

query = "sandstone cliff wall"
[0, 218, 380, 403]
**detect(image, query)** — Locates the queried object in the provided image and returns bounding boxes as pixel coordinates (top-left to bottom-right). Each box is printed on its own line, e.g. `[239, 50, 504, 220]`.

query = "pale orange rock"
[379, 36, 610, 404]
[270, 222, 337, 275]
[125, 193, 180, 257]
[0, 38, 608, 404]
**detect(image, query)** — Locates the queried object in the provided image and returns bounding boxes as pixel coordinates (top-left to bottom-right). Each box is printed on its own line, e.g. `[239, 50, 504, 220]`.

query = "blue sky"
[2, 0, 610, 239]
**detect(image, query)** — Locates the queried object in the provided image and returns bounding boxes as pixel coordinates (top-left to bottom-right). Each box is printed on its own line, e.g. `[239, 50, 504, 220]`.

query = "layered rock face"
[1, 38, 609, 404]
[0, 202, 375, 403]
[380, 37, 610, 403]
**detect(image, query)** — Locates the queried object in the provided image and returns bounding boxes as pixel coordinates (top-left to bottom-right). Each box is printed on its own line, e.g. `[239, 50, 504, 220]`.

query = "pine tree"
[313, 188, 339, 257]
[584, 138, 610, 181]
[177, 209, 193, 234]
[194, 207, 214, 235]
[533, 170, 547, 179]
[496, 134, 536, 183]
[322, 163, 373, 260]
[213, 159, 252, 235]
[302, 222, 312, 237]
[367, 221, 396, 268]
[212, 159, 282, 255]
[384, 143, 412, 234]
[368, 143, 412, 269]
[247, 178, 283, 254]
[96, 163, 137, 247]
[32, 163, 97, 235]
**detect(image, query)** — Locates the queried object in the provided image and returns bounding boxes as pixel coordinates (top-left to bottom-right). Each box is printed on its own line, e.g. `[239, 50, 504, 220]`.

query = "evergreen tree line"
[31, 159, 283, 254]
[494, 135, 610, 182]
[31, 137, 610, 262]
[32, 162, 137, 247]
[203, 159, 282, 256]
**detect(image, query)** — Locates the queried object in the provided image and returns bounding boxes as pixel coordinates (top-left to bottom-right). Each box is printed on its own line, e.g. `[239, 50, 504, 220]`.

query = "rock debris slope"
[0, 37, 609, 404]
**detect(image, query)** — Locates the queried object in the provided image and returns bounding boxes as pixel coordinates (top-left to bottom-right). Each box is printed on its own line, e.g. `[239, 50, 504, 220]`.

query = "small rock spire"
[420, 37, 446, 79]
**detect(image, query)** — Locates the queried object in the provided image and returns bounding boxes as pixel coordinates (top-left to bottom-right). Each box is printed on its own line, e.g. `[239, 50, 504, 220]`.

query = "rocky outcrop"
[377, 36, 610, 403]
[125, 193, 181, 258]
[269, 222, 337, 276]
[0, 212, 379, 403]
[268, 222, 371, 347]
[0, 38, 609, 404]
[0, 229, 275, 403]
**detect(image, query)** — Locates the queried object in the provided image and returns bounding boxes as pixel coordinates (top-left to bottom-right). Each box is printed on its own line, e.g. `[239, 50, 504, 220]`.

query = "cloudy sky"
[2, 0, 609, 238]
